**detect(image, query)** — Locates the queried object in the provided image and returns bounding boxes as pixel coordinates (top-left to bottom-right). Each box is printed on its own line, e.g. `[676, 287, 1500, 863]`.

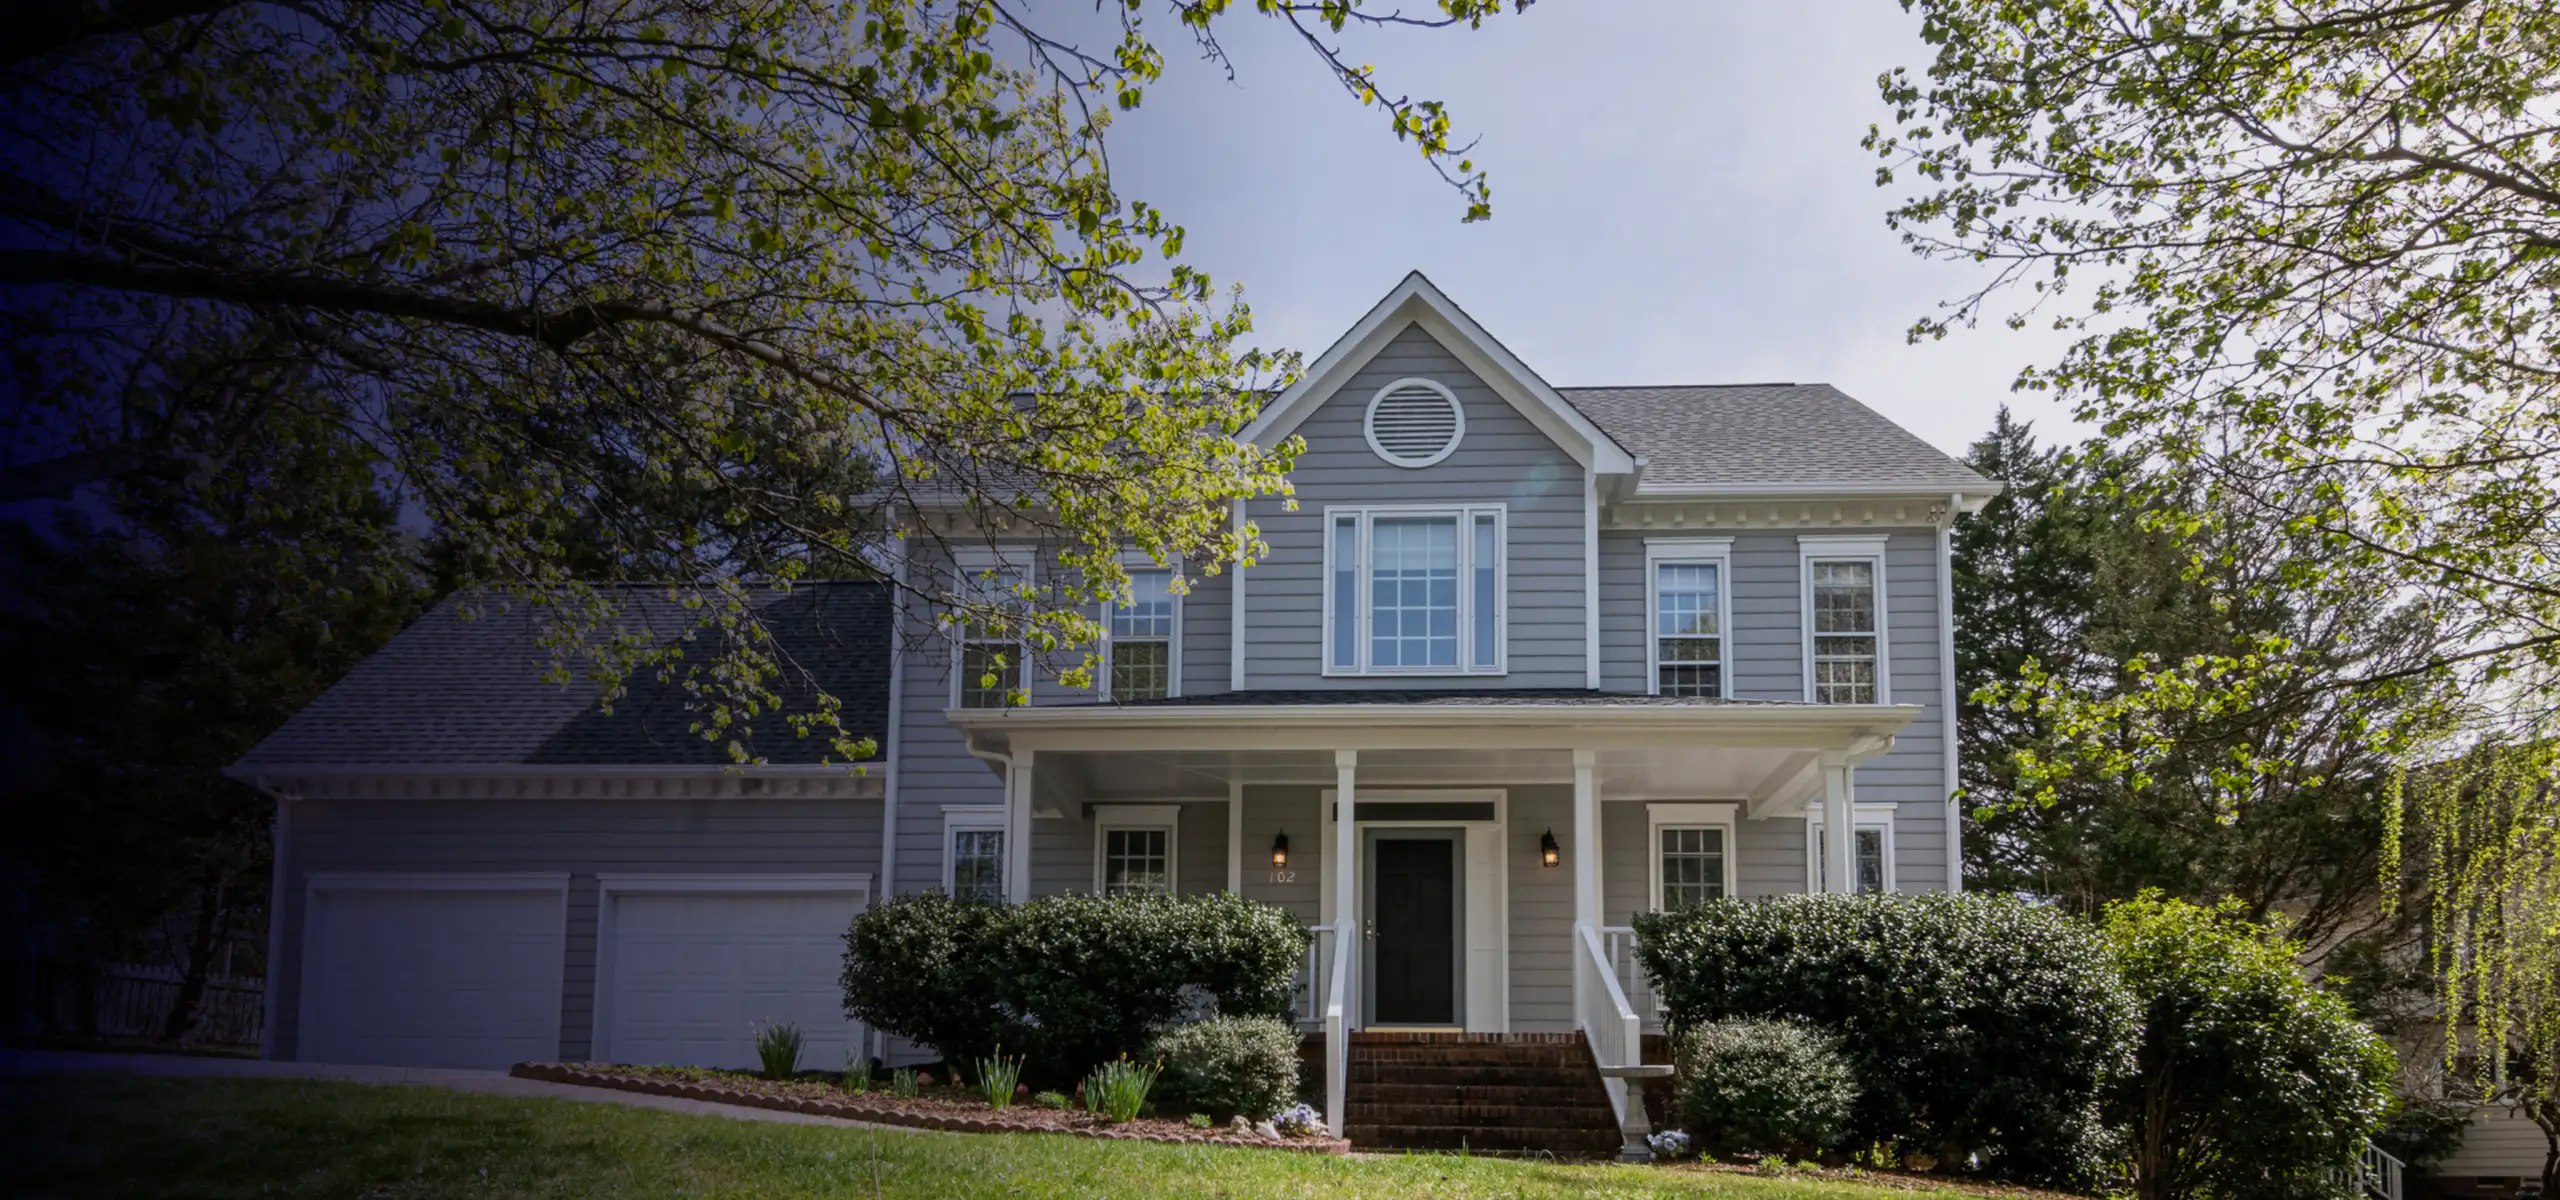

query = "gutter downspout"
[873, 525, 911, 1069]
[1939, 494, 1965, 894]
[879, 525, 908, 900]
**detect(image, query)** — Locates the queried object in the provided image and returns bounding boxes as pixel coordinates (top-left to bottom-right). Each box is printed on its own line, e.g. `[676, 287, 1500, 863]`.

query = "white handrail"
[2355, 1140, 2404, 1200]
[1574, 922, 1644, 1125]
[1294, 926, 1333, 1023]
[1323, 928, 1351, 1138]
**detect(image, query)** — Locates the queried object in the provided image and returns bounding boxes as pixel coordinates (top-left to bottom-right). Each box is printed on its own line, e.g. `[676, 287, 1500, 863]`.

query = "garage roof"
[235, 583, 891, 768]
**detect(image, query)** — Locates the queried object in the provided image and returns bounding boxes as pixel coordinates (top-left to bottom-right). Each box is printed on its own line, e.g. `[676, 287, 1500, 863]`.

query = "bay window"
[1323, 505, 1505, 675]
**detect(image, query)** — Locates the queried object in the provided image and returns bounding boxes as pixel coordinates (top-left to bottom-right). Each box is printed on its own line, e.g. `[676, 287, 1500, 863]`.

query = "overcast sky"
[1086, 0, 2088, 458]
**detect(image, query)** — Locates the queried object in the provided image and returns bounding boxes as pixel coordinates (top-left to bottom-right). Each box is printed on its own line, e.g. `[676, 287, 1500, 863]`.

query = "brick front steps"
[1340, 1032, 1622, 1157]
[508, 1063, 1348, 1154]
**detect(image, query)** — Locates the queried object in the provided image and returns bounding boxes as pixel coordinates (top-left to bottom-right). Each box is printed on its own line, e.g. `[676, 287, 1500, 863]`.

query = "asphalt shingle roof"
[236, 583, 891, 768]
[1560, 384, 1991, 493]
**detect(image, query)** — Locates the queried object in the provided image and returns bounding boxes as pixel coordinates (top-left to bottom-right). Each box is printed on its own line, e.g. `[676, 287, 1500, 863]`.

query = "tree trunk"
[159, 864, 234, 1044]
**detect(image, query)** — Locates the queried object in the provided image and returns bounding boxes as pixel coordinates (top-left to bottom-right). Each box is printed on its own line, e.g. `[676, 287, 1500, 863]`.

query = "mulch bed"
[510, 1063, 1349, 1155]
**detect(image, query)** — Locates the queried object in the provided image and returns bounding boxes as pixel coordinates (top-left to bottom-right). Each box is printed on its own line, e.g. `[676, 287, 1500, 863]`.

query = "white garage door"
[597, 877, 868, 1071]
[299, 876, 567, 1069]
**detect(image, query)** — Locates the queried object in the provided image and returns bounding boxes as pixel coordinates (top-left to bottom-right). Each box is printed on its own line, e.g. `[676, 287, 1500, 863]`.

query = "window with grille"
[1658, 827, 1728, 909]
[950, 828, 1004, 902]
[1107, 569, 1175, 701]
[956, 563, 1026, 709]
[1812, 813, 1894, 890]
[1101, 827, 1171, 895]
[1655, 561, 1723, 697]
[1808, 559, 1879, 703]
[1324, 506, 1503, 674]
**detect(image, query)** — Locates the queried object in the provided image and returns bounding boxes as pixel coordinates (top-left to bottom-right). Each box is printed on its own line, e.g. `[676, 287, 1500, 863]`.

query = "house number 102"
[1267, 870, 1298, 884]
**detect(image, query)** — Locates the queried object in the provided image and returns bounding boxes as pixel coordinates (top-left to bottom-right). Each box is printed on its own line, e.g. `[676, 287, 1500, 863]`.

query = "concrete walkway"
[0, 1049, 894, 1130]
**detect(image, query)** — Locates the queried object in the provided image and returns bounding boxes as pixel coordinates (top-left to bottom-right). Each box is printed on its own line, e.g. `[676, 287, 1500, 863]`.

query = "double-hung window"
[944, 806, 1007, 902]
[1104, 567, 1178, 702]
[1646, 538, 1732, 698]
[1647, 803, 1737, 911]
[1324, 505, 1504, 675]
[1807, 803, 1895, 894]
[1800, 537, 1887, 704]
[1092, 806, 1179, 896]
[955, 557, 1030, 709]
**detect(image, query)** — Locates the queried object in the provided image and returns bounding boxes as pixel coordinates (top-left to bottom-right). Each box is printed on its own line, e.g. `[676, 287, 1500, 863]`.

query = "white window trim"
[1100, 555, 1183, 702]
[942, 804, 1008, 899]
[1320, 503, 1508, 677]
[1646, 802, 1740, 911]
[951, 549, 1034, 709]
[1804, 801, 1898, 894]
[1798, 535, 1891, 704]
[1645, 537, 1734, 699]
[1363, 376, 1466, 469]
[1092, 804, 1182, 895]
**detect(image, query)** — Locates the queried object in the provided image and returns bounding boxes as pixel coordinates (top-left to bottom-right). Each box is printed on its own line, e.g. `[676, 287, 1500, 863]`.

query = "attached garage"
[297, 874, 568, 1069]
[592, 874, 870, 1071]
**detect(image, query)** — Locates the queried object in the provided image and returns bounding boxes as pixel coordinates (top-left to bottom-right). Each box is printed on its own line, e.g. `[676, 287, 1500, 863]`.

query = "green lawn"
[2, 1073, 2006, 1200]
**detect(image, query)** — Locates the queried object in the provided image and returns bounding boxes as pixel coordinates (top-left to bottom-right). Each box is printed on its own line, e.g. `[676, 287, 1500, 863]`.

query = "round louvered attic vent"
[1363, 377, 1465, 468]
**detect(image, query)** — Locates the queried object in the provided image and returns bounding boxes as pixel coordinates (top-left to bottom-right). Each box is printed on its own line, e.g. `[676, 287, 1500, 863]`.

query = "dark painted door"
[1372, 838, 1456, 1025]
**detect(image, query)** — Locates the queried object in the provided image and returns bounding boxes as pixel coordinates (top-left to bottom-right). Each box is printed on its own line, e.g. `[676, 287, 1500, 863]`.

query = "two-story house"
[232, 272, 1993, 1156]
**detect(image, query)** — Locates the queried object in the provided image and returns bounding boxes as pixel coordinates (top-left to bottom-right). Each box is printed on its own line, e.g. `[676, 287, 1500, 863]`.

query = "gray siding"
[274, 793, 882, 1062]
[1599, 528, 1953, 893]
[1028, 801, 1229, 898]
[1507, 786, 1575, 1030]
[1241, 323, 1589, 689]
[1181, 569, 1232, 697]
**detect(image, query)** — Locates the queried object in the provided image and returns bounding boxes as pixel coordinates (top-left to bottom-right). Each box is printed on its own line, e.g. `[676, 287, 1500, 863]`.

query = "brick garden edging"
[509, 1063, 1350, 1155]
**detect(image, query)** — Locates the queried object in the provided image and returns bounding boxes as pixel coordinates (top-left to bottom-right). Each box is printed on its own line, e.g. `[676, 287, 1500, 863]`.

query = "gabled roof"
[233, 583, 890, 769]
[1241, 271, 1638, 475]
[1562, 384, 1991, 496]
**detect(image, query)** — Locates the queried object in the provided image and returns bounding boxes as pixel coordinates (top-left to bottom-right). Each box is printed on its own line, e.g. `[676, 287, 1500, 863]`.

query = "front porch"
[945, 693, 1919, 1154]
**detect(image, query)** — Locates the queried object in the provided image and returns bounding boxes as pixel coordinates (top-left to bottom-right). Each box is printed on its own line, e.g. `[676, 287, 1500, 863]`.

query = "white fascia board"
[1237, 272, 1636, 477]
[945, 702, 1917, 758]
[226, 763, 885, 780]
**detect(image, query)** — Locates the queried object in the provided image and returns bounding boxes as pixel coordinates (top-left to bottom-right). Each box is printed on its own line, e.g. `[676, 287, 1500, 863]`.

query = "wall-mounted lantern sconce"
[1271, 831, 1290, 869]
[1539, 828, 1561, 868]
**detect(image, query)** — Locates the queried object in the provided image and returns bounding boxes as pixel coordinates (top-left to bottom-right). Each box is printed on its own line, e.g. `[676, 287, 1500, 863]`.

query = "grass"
[2, 1073, 2030, 1200]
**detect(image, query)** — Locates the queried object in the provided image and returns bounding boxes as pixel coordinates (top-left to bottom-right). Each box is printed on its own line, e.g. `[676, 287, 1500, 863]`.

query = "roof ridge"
[1559, 382, 1804, 390]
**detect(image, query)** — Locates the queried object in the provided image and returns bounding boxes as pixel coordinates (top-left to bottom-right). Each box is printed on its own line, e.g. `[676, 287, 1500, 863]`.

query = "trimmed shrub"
[2102, 893, 2395, 1200]
[1634, 892, 2134, 1188]
[1675, 1019, 1858, 1158]
[1149, 1016, 1301, 1121]
[838, 892, 1012, 1067]
[843, 890, 1309, 1086]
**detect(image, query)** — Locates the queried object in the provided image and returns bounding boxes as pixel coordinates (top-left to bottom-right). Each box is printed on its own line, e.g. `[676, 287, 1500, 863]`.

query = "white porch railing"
[2352, 1140, 2404, 1200]
[1575, 921, 1670, 1160]
[1599, 925, 1662, 1021]
[1293, 926, 1332, 1024]
[1323, 925, 1351, 1138]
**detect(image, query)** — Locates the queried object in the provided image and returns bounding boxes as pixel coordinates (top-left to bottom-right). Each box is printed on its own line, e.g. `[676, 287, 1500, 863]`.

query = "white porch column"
[1005, 750, 1036, 903]
[1572, 749, 1601, 928]
[1333, 750, 1357, 942]
[1821, 752, 1856, 894]
[1226, 779, 1245, 894]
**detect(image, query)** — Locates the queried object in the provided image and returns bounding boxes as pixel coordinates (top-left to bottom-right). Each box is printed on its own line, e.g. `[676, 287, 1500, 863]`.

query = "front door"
[1369, 835, 1458, 1026]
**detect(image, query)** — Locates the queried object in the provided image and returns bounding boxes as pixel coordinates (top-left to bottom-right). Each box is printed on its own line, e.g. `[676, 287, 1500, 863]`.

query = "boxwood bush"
[2102, 893, 2394, 1200]
[1148, 1016, 1301, 1121]
[842, 891, 1308, 1085]
[1675, 1019, 1858, 1158]
[1634, 892, 2134, 1188]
